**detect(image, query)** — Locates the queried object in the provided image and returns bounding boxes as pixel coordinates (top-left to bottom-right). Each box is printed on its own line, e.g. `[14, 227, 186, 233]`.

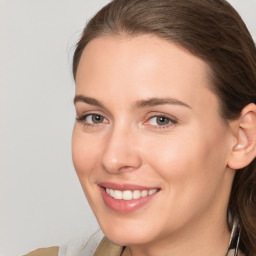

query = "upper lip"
[98, 182, 160, 191]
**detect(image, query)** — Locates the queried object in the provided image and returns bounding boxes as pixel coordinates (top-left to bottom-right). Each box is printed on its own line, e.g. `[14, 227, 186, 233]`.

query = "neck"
[122, 218, 231, 256]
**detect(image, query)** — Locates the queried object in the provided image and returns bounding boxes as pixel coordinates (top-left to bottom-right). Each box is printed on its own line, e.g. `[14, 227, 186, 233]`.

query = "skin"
[72, 35, 237, 256]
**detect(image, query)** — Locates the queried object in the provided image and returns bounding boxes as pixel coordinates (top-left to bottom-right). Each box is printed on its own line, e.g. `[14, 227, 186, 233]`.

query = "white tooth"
[106, 188, 157, 200]
[110, 189, 114, 197]
[149, 189, 157, 195]
[113, 190, 123, 200]
[133, 190, 141, 199]
[123, 190, 133, 200]
[141, 190, 148, 197]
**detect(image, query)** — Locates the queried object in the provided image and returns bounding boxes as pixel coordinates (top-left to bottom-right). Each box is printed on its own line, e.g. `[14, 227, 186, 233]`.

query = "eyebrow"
[135, 97, 191, 109]
[74, 95, 104, 108]
[74, 95, 191, 109]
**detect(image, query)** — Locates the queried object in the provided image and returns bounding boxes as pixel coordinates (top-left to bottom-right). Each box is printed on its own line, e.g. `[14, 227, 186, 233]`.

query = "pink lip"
[98, 182, 160, 213]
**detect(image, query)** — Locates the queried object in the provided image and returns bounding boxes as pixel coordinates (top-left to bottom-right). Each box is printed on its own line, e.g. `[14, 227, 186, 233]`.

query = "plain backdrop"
[0, 0, 255, 255]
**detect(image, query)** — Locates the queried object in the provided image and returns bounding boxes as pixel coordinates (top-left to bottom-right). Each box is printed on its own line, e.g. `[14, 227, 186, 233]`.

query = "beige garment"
[94, 237, 124, 256]
[23, 238, 122, 256]
[23, 246, 59, 256]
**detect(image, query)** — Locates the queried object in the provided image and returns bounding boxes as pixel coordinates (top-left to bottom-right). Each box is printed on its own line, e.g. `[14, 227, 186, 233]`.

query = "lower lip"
[99, 186, 159, 213]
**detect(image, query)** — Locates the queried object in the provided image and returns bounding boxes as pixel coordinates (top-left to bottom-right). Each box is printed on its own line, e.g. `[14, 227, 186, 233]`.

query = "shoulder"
[23, 234, 123, 256]
[24, 246, 59, 256]
[58, 230, 104, 256]
[58, 232, 123, 256]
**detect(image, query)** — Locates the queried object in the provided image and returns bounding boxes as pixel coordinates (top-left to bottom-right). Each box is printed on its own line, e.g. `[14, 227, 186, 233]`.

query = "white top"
[58, 230, 104, 256]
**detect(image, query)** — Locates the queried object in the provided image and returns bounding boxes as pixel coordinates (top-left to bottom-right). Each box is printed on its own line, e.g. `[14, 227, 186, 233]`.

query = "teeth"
[123, 190, 133, 200]
[105, 188, 158, 200]
[149, 189, 158, 195]
[110, 189, 114, 197]
[133, 190, 141, 199]
[141, 190, 148, 197]
[113, 190, 123, 200]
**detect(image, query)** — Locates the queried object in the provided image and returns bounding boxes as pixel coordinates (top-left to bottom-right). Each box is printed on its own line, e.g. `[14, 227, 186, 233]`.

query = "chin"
[99, 219, 158, 246]
[105, 232, 152, 247]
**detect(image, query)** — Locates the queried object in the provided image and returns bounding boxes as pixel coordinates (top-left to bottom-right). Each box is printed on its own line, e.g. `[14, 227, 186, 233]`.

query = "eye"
[76, 114, 108, 125]
[145, 115, 177, 128]
[86, 114, 106, 124]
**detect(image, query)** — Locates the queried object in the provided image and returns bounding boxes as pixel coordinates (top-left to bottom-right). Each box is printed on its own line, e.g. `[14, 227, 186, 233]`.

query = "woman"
[26, 0, 256, 255]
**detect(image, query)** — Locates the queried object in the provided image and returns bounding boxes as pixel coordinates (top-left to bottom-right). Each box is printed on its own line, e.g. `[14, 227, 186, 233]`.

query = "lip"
[98, 182, 160, 213]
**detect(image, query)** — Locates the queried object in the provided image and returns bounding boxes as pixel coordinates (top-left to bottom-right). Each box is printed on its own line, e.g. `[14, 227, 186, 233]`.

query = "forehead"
[75, 35, 218, 112]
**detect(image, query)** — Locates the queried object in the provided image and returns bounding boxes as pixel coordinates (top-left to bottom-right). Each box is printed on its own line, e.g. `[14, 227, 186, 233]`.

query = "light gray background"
[0, 0, 255, 255]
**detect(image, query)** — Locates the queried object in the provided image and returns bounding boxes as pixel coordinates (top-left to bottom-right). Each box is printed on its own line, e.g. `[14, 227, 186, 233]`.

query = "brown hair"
[73, 0, 256, 254]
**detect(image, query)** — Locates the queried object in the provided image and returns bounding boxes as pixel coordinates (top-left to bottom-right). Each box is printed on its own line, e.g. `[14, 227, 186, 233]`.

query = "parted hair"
[73, 0, 256, 255]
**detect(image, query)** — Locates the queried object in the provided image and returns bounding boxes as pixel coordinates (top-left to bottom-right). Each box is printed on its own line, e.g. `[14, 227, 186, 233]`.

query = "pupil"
[157, 117, 168, 125]
[93, 115, 102, 123]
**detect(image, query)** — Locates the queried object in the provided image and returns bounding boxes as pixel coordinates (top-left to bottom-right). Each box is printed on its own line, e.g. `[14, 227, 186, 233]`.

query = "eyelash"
[76, 113, 177, 129]
[145, 114, 177, 129]
[76, 114, 108, 127]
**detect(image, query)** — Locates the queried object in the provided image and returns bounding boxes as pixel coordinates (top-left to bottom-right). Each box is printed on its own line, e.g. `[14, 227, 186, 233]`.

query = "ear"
[228, 103, 256, 170]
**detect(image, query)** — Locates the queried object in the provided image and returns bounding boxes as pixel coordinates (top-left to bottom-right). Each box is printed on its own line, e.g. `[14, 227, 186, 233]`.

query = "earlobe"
[228, 103, 256, 170]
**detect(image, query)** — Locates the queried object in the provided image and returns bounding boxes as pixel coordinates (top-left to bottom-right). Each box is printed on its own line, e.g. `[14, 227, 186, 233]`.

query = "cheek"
[72, 126, 100, 179]
[141, 130, 204, 176]
[72, 126, 105, 210]
[143, 127, 229, 197]
[139, 129, 230, 231]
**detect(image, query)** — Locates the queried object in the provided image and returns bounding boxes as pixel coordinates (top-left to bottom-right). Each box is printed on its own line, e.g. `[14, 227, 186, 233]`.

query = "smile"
[105, 188, 158, 200]
[99, 183, 160, 213]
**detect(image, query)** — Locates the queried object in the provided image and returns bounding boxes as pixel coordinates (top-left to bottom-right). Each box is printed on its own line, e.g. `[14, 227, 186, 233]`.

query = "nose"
[100, 126, 142, 174]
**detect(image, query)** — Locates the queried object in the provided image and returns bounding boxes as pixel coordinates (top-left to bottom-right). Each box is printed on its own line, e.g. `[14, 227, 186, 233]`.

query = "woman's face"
[72, 35, 235, 246]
